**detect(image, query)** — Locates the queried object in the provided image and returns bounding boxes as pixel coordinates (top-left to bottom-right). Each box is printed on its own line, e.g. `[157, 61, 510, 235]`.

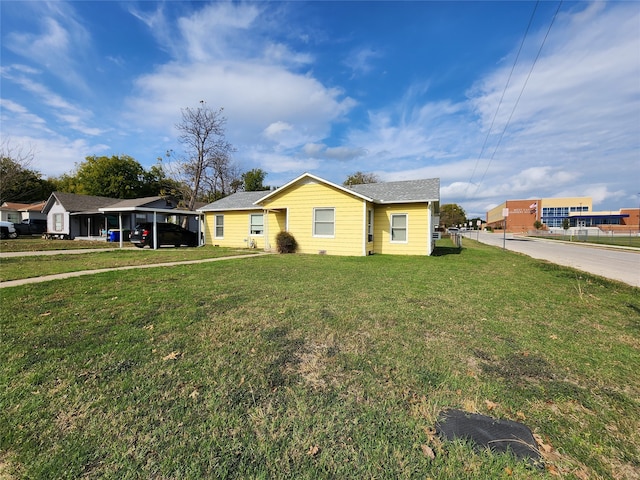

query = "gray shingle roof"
[198, 191, 270, 211]
[46, 192, 121, 213]
[349, 178, 440, 203]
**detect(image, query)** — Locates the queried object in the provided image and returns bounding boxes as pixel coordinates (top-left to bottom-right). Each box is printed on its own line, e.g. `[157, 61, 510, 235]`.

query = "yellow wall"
[261, 178, 366, 256]
[204, 210, 266, 249]
[204, 178, 435, 256]
[486, 202, 507, 224]
[541, 196, 592, 210]
[373, 203, 431, 255]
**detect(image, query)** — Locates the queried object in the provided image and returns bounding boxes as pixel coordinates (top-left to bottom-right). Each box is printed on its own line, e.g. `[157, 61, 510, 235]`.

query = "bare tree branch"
[174, 103, 237, 210]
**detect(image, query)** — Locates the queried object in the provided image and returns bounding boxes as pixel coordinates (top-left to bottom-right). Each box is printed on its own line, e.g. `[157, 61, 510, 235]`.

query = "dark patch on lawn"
[480, 352, 556, 383]
[432, 246, 462, 256]
[261, 326, 305, 389]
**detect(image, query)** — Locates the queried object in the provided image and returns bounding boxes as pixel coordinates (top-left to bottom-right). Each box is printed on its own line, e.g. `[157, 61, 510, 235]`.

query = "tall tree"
[0, 140, 54, 203]
[343, 171, 380, 186]
[439, 203, 467, 228]
[241, 168, 269, 191]
[72, 155, 149, 199]
[174, 102, 236, 210]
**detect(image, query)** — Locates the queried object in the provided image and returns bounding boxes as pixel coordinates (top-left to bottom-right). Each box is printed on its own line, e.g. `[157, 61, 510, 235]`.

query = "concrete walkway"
[0, 252, 270, 288]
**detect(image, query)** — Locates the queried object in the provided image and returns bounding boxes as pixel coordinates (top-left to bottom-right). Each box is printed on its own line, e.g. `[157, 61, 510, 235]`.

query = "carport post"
[153, 211, 158, 250]
[118, 214, 123, 249]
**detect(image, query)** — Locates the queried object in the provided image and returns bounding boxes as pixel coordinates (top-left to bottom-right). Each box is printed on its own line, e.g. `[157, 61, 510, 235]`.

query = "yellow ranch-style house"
[198, 173, 440, 256]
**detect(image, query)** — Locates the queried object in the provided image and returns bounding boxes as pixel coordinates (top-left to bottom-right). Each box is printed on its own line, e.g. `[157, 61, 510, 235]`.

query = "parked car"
[0, 221, 18, 239]
[13, 219, 47, 236]
[129, 222, 198, 248]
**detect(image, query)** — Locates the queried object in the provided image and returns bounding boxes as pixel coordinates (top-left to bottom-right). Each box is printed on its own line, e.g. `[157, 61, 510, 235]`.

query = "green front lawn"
[1, 242, 638, 479]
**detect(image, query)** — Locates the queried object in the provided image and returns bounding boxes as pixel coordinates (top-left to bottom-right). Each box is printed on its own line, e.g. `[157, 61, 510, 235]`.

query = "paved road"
[463, 232, 639, 287]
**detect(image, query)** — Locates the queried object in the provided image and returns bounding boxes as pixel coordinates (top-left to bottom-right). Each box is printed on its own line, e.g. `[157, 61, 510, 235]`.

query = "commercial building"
[486, 197, 638, 233]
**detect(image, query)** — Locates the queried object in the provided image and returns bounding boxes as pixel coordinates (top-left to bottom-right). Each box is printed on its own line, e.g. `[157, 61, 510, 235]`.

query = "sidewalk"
[0, 252, 270, 288]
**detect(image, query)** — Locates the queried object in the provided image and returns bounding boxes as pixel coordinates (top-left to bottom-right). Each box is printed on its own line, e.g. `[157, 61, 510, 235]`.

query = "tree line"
[2, 102, 467, 225]
[0, 103, 269, 206]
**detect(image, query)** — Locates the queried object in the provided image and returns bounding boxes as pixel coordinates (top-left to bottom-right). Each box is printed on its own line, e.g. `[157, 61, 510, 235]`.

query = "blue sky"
[1, 1, 639, 217]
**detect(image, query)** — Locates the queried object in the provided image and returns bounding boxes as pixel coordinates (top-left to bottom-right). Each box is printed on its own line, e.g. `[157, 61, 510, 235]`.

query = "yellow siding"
[204, 210, 266, 249]
[373, 203, 431, 255]
[261, 179, 366, 256]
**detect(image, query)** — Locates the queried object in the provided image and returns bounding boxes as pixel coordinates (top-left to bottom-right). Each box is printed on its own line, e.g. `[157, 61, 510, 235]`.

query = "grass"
[0, 246, 259, 282]
[0, 237, 129, 253]
[528, 233, 640, 248]
[1, 241, 638, 479]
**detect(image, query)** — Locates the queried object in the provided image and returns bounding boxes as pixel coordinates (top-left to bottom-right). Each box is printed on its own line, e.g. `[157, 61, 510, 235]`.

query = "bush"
[275, 231, 298, 253]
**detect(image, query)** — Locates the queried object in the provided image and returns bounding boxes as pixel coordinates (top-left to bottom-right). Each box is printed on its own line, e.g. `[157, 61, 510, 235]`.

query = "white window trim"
[214, 214, 224, 239]
[249, 213, 264, 236]
[313, 207, 335, 238]
[390, 213, 408, 243]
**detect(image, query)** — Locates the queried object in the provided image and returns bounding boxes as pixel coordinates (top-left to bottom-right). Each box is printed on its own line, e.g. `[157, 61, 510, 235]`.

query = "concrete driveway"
[464, 231, 639, 287]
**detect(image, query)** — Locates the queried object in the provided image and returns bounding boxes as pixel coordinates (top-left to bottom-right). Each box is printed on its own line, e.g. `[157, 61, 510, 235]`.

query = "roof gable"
[255, 173, 373, 205]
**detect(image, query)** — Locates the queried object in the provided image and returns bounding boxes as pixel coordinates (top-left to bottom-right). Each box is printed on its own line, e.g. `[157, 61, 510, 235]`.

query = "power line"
[472, 0, 564, 199]
[465, 1, 540, 197]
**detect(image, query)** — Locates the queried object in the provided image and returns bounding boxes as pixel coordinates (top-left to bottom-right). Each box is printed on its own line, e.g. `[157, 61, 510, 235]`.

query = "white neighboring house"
[41, 191, 202, 241]
[42, 192, 121, 239]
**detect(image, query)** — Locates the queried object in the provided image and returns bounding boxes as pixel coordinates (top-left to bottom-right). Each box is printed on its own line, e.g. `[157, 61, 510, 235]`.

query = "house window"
[53, 213, 63, 232]
[367, 209, 374, 242]
[214, 214, 224, 238]
[250, 213, 264, 235]
[313, 208, 335, 237]
[390, 214, 407, 242]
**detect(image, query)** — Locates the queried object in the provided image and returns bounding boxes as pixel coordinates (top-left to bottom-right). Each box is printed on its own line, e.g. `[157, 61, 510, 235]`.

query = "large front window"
[214, 215, 224, 238]
[390, 214, 407, 242]
[313, 208, 335, 237]
[250, 213, 264, 235]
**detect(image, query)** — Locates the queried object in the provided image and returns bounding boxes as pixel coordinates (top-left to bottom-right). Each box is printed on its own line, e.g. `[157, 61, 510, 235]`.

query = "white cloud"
[345, 47, 381, 78]
[4, 3, 91, 91]
[126, 60, 355, 155]
[341, 2, 639, 212]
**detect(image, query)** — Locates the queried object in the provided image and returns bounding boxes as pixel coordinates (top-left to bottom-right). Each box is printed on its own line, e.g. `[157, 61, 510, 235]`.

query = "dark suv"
[130, 222, 198, 248]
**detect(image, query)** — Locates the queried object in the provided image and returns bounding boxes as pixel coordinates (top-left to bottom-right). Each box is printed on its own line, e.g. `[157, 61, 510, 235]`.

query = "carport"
[99, 203, 204, 250]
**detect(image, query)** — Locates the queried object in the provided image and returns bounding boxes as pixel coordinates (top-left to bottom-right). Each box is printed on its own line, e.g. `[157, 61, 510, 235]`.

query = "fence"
[529, 228, 639, 247]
